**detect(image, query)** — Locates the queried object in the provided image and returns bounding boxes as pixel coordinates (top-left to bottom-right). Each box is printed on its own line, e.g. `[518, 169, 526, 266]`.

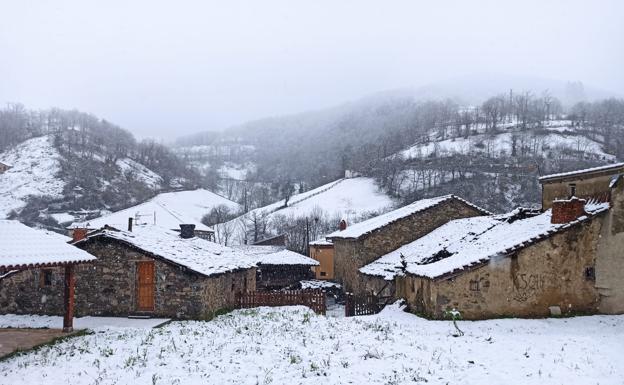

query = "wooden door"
[136, 261, 155, 311]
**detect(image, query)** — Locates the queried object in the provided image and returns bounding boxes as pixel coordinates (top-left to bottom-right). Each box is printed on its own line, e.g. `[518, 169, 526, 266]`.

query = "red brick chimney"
[72, 228, 88, 242]
[339, 219, 347, 231]
[551, 197, 587, 224]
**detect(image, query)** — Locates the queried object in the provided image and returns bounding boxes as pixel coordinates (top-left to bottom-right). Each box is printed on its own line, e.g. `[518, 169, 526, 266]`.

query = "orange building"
[309, 239, 334, 280]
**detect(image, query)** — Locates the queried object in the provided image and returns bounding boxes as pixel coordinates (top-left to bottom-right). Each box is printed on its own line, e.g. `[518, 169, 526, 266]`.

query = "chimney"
[128, 217, 133, 232]
[72, 228, 88, 242]
[339, 219, 347, 231]
[179, 224, 196, 239]
[551, 197, 587, 224]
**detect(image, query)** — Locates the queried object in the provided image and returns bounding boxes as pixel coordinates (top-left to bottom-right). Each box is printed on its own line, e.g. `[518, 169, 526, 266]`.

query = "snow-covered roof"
[309, 238, 333, 246]
[327, 195, 489, 240]
[0, 161, 12, 167]
[69, 189, 240, 232]
[232, 245, 319, 266]
[0, 220, 96, 270]
[77, 226, 255, 277]
[539, 162, 624, 183]
[360, 201, 610, 280]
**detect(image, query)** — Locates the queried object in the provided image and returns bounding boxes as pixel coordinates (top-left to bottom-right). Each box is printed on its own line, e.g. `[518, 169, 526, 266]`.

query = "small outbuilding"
[0, 221, 96, 331]
[232, 245, 318, 290]
[309, 238, 335, 280]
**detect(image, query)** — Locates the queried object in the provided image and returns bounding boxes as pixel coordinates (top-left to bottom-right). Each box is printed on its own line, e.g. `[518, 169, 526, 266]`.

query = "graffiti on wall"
[511, 272, 559, 302]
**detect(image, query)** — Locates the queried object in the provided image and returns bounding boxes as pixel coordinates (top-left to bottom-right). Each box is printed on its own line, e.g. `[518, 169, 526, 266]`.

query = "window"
[469, 279, 480, 291]
[320, 271, 327, 277]
[585, 267, 595, 281]
[569, 183, 577, 197]
[40, 270, 53, 287]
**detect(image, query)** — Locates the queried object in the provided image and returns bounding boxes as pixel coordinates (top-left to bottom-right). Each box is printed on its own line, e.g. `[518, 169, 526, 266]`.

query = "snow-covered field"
[0, 136, 65, 218]
[2, 305, 623, 385]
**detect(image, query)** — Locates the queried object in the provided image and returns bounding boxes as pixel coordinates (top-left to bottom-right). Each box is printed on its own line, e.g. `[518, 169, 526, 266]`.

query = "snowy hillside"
[216, 177, 395, 245]
[0, 135, 174, 224]
[0, 136, 65, 218]
[397, 122, 614, 161]
[73, 189, 240, 231]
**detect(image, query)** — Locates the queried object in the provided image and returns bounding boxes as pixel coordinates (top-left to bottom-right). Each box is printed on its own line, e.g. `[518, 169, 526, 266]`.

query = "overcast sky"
[1, 0, 623, 139]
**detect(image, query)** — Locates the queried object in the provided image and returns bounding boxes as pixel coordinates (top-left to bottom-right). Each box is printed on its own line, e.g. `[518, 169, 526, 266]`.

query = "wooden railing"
[235, 289, 326, 315]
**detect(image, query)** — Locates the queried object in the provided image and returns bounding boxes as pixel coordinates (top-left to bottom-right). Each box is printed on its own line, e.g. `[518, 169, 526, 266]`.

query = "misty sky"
[1, 0, 623, 139]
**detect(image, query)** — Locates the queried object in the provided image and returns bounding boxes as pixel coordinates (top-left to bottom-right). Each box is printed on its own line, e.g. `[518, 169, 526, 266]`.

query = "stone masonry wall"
[334, 199, 484, 293]
[596, 183, 624, 313]
[397, 220, 603, 319]
[0, 238, 256, 319]
[541, 172, 618, 210]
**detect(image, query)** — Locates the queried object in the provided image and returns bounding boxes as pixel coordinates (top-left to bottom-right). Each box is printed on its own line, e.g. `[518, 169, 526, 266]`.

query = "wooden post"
[63, 264, 75, 332]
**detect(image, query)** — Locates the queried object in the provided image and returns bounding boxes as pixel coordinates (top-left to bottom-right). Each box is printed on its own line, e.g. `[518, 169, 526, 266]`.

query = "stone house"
[0, 161, 11, 174]
[1, 225, 256, 320]
[326, 195, 490, 294]
[361, 163, 624, 319]
[232, 245, 318, 290]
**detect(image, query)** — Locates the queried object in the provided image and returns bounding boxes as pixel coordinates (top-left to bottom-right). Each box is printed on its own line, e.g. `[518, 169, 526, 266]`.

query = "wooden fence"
[345, 293, 382, 317]
[235, 289, 326, 315]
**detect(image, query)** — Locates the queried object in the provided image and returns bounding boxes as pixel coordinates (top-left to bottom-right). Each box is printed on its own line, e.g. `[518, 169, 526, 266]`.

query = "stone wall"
[596, 183, 624, 313]
[397, 219, 603, 319]
[334, 199, 484, 293]
[0, 238, 256, 319]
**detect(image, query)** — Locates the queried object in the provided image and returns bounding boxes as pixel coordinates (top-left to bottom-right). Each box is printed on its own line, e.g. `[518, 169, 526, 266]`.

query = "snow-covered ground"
[0, 315, 169, 330]
[0, 136, 65, 218]
[1, 305, 622, 384]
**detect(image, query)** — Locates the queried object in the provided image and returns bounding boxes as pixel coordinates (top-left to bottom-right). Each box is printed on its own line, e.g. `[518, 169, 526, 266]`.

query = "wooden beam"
[63, 265, 75, 332]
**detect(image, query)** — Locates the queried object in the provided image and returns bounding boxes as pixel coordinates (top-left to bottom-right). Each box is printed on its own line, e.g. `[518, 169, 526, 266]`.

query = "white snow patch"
[116, 158, 163, 189]
[0, 314, 169, 330]
[0, 136, 65, 218]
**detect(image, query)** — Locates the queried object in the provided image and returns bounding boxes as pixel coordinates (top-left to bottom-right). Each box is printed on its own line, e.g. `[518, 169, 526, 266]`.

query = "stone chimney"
[339, 219, 347, 231]
[551, 197, 587, 224]
[72, 228, 88, 242]
[128, 217, 133, 232]
[179, 224, 196, 239]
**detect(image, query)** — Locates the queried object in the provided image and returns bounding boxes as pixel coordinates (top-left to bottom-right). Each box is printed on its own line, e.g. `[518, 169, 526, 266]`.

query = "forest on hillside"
[0, 104, 200, 225]
[177, 92, 624, 215]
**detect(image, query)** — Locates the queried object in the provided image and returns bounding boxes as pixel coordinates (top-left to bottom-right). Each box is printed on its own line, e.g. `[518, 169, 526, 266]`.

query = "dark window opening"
[320, 271, 327, 277]
[469, 279, 480, 291]
[40, 270, 53, 287]
[585, 267, 595, 281]
[569, 183, 577, 197]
